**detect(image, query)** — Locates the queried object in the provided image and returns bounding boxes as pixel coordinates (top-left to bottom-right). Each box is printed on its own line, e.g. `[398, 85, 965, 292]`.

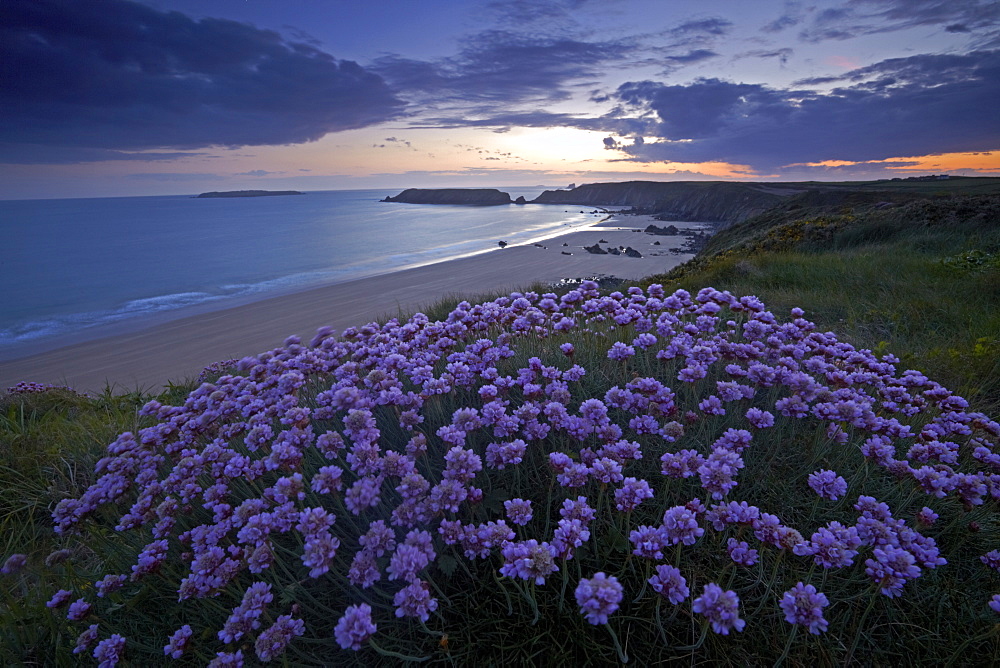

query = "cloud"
[797, 0, 1000, 42]
[235, 169, 280, 177]
[0, 0, 405, 163]
[607, 50, 1000, 169]
[373, 30, 634, 107]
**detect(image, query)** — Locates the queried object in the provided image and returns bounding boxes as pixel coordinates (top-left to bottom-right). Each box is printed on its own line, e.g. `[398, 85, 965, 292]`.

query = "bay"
[0, 188, 599, 360]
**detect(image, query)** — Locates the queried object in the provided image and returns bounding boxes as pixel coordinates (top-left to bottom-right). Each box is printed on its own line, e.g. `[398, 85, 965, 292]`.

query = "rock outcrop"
[645, 224, 679, 235]
[514, 196, 527, 204]
[382, 188, 512, 205]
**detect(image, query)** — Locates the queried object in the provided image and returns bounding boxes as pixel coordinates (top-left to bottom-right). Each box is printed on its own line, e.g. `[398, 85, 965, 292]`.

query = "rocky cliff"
[530, 181, 798, 224]
[382, 188, 513, 205]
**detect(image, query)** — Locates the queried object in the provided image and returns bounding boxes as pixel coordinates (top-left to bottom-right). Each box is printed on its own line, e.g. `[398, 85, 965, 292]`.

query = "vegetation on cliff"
[2, 187, 999, 666]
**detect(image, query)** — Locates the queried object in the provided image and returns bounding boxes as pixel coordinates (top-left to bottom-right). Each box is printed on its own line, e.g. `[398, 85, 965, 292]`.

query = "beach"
[0, 216, 705, 394]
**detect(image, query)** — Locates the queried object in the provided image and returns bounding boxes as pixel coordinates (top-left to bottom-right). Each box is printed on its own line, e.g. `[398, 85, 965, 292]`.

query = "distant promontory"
[381, 188, 512, 205]
[196, 190, 304, 198]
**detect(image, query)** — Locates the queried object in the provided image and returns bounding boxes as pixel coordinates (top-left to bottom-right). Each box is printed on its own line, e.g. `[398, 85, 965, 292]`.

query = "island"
[381, 188, 513, 205]
[195, 190, 304, 198]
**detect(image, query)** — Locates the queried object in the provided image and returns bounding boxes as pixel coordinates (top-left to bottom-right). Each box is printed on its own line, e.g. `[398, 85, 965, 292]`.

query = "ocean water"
[0, 188, 600, 360]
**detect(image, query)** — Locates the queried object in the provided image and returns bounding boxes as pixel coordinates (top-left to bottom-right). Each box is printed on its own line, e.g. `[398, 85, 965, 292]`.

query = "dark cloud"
[373, 30, 634, 106]
[234, 169, 278, 177]
[668, 18, 732, 38]
[798, 0, 1000, 42]
[0, 0, 404, 163]
[663, 49, 719, 65]
[738, 48, 793, 65]
[609, 50, 1000, 168]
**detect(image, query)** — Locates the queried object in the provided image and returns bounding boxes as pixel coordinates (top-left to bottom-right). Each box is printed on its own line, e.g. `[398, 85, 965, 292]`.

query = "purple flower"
[808, 469, 848, 500]
[865, 546, 921, 598]
[95, 574, 126, 597]
[255, 615, 305, 662]
[745, 408, 775, 429]
[485, 439, 527, 469]
[504, 498, 533, 526]
[348, 549, 381, 589]
[46, 588, 73, 609]
[726, 538, 759, 567]
[344, 475, 383, 515]
[560, 496, 596, 524]
[302, 531, 340, 578]
[93, 634, 126, 666]
[500, 539, 558, 585]
[334, 603, 377, 651]
[916, 507, 939, 526]
[607, 342, 636, 361]
[207, 650, 243, 667]
[614, 477, 653, 512]
[575, 572, 623, 624]
[990, 594, 1000, 614]
[553, 518, 591, 559]
[359, 520, 397, 557]
[661, 505, 704, 546]
[630, 525, 669, 559]
[394, 580, 439, 622]
[793, 522, 861, 569]
[219, 582, 273, 643]
[388, 543, 430, 583]
[74, 624, 100, 655]
[692, 583, 745, 635]
[590, 457, 624, 484]
[981, 550, 1000, 572]
[1, 553, 27, 574]
[779, 582, 830, 634]
[67, 598, 92, 621]
[164, 625, 193, 659]
[660, 449, 704, 478]
[648, 565, 689, 604]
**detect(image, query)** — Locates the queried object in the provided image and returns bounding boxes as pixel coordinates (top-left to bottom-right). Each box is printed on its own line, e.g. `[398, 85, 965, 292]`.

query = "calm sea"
[0, 188, 600, 360]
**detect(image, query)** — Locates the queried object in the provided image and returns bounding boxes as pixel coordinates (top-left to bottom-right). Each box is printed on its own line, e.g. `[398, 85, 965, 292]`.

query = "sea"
[0, 188, 605, 361]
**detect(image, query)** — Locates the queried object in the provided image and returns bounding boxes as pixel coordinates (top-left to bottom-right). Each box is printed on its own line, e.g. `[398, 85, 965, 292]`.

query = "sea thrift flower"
[334, 603, 377, 651]
[96, 574, 126, 597]
[219, 582, 273, 643]
[560, 496, 596, 524]
[648, 565, 689, 604]
[576, 573, 623, 625]
[208, 650, 243, 667]
[808, 469, 848, 500]
[917, 507, 939, 526]
[500, 539, 558, 585]
[67, 598, 92, 621]
[990, 595, 1000, 614]
[552, 518, 590, 559]
[779, 582, 830, 634]
[164, 625, 193, 659]
[865, 546, 921, 597]
[630, 525, 669, 559]
[726, 538, 759, 566]
[615, 477, 653, 512]
[255, 615, 305, 662]
[47, 589, 73, 608]
[661, 505, 704, 545]
[745, 408, 775, 429]
[74, 624, 100, 655]
[504, 498, 533, 525]
[692, 583, 745, 635]
[982, 550, 1000, 572]
[1, 553, 27, 574]
[607, 342, 635, 361]
[93, 634, 126, 666]
[394, 580, 439, 622]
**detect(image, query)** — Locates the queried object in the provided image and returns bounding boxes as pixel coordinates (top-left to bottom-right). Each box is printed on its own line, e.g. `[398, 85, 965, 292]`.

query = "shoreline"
[0, 216, 708, 394]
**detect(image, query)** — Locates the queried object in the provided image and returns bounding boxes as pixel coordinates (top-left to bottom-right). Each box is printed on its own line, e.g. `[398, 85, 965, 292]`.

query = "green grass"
[2, 192, 1000, 665]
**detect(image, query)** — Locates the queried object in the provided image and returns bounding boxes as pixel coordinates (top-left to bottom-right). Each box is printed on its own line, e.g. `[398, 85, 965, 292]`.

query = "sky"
[2, 0, 999, 199]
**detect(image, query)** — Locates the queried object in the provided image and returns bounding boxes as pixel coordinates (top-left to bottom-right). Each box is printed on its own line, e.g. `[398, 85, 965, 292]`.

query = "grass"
[1, 192, 999, 665]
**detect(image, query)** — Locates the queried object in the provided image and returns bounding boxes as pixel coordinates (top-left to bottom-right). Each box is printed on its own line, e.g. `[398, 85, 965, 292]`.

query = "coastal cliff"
[382, 188, 513, 205]
[530, 181, 796, 223]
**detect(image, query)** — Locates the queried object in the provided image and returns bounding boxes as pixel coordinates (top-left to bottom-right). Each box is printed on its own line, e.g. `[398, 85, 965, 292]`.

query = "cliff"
[529, 181, 799, 224]
[196, 190, 303, 198]
[382, 188, 513, 205]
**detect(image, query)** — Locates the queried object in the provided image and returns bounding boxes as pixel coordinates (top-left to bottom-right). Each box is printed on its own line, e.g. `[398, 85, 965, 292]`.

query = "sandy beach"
[0, 216, 707, 394]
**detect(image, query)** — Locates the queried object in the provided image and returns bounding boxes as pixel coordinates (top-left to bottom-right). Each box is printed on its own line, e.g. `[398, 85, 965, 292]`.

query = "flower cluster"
[31, 282, 1000, 659]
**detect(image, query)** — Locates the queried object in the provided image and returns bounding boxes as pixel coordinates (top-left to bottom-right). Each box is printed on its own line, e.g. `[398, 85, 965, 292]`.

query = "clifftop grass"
[1, 191, 999, 665]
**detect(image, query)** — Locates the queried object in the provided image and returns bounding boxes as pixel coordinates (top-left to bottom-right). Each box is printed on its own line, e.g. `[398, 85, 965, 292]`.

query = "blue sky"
[2, 0, 998, 198]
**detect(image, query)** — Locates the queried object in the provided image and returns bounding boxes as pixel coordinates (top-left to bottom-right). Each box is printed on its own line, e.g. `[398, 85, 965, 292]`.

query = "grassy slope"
[2, 188, 999, 664]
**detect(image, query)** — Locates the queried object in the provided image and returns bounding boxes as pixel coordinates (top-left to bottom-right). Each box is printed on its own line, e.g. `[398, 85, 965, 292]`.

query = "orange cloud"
[788, 151, 1000, 174]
